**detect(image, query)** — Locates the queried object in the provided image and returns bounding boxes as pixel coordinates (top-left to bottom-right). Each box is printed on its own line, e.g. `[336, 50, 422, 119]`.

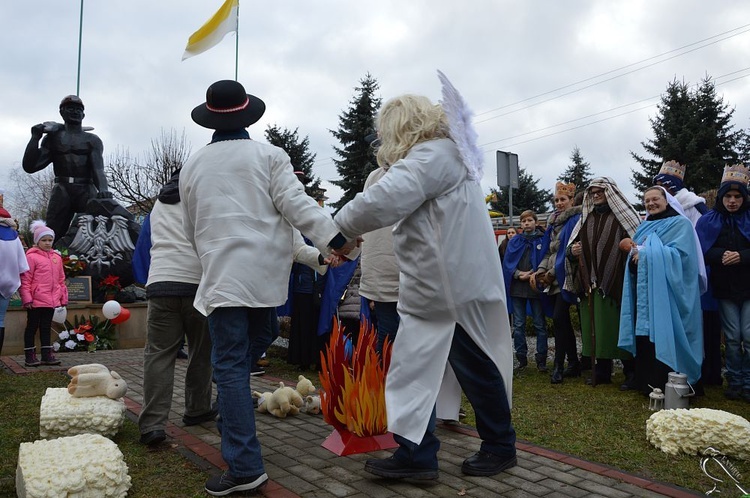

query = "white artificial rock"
[646, 408, 750, 460]
[16, 433, 131, 498]
[39, 388, 125, 439]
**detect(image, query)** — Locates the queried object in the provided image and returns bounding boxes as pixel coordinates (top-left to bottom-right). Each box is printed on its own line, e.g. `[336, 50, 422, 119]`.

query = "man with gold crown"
[696, 164, 750, 402]
[654, 160, 708, 225]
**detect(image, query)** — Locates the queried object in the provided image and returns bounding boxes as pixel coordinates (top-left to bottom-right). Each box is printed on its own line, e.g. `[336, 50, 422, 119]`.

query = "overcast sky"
[1, 0, 749, 214]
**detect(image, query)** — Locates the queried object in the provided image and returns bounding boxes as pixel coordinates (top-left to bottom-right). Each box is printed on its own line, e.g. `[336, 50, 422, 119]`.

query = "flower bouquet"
[99, 275, 122, 300]
[54, 314, 116, 352]
[59, 249, 86, 278]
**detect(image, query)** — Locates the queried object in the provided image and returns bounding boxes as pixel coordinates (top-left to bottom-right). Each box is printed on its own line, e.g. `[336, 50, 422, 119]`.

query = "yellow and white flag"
[182, 0, 239, 61]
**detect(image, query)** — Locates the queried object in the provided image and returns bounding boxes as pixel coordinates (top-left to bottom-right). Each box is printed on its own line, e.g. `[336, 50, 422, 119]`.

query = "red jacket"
[20, 247, 68, 308]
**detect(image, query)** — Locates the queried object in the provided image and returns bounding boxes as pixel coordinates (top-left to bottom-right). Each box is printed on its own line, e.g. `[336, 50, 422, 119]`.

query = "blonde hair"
[375, 94, 449, 168]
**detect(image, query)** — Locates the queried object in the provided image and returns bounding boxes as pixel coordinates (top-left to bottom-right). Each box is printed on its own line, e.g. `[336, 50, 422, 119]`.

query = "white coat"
[335, 138, 513, 444]
[179, 139, 339, 316]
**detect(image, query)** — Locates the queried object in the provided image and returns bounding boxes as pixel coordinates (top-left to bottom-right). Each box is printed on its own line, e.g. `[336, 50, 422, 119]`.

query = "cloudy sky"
[1, 0, 749, 214]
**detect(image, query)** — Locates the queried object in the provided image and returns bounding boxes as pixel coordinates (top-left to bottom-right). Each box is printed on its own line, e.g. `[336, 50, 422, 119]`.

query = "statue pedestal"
[321, 428, 398, 456]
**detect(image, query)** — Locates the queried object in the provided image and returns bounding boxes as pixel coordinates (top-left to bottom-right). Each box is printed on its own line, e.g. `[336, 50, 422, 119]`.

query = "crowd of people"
[499, 161, 749, 408]
[2, 78, 748, 496]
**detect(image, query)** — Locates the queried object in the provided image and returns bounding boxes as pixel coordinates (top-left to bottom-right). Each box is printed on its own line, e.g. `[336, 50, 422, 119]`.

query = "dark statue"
[22, 95, 112, 245]
[22, 95, 140, 296]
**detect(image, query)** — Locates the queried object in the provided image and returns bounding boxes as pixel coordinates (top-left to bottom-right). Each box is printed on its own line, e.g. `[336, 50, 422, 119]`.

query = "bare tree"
[6, 167, 55, 236]
[105, 128, 191, 215]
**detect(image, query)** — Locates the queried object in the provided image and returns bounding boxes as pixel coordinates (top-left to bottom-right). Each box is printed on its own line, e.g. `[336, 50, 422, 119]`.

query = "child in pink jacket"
[19, 220, 67, 366]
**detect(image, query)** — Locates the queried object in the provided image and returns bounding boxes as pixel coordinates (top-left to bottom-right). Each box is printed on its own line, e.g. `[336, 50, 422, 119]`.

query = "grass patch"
[468, 367, 750, 493]
[0, 370, 209, 497]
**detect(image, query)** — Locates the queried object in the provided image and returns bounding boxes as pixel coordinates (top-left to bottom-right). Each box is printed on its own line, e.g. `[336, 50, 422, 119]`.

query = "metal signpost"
[496, 151, 519, 226]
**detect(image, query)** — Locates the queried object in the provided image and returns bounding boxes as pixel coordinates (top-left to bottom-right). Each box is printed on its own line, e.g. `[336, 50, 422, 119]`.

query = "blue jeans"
[374, 301, 399, 354]
[718, 299, 750, 390]
[249, 309, 279, 366]
[0, 295, 10, 327]
[511, 297, 547, 360]
[207, 307, 269, 478]
[393, 323, 516, 468]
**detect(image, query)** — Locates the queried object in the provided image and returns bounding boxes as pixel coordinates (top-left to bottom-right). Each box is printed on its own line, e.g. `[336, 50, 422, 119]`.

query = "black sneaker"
[725, 386, 742, 400]
[139, 429, 166, 446]
[250, 366, 265, 376]
[182, 407, 218, 426]
[364, 456, 438, 480]
[205, 472, 268, 496]
[462, 451, 517, 476]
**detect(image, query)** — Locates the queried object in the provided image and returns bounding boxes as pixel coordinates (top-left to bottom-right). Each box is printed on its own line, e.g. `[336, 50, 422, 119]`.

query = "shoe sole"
[205, 473, 268, 496]
[364, 463, 438, 480]
[462, 455, 517, 476]
[250, 370, 265, 377]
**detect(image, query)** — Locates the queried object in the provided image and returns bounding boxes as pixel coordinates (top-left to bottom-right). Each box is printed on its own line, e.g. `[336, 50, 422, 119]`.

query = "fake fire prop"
[319, 317, 393, 437]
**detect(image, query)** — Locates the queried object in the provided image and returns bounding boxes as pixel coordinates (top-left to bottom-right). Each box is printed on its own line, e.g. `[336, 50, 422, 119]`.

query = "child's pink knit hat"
[30, 220, 55, 244]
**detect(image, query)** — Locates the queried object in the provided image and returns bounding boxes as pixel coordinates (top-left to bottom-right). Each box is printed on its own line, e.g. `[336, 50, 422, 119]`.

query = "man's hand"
[722, 250, 741, 266]
[324, 254, 344, 268]
[571, 241, 582, 257]
[332, 236, 363, 256]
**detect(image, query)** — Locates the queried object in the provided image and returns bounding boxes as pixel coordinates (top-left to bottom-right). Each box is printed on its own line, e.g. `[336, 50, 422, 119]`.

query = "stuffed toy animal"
[67, 363, 128, 399]
[301, 395, 321, 415]
[296, 375, 317, 397]
[252, 390, 273, 414]
[265, 382, 304, 418]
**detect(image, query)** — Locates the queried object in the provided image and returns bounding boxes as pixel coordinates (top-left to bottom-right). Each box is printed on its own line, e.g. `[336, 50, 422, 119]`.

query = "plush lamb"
[301, 395, 321, 415]
[265, 382, 304, 418]
[67, 364, 128, 400]
[252, 390, 273, 414]
[296, 375, 317, 397]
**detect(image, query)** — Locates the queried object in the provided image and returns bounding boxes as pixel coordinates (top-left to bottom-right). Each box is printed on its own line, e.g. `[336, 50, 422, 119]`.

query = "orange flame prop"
[319, 316, 393, 437]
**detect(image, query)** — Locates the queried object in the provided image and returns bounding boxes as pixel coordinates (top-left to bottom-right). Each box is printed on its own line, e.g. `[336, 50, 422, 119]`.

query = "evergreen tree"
[329, 74, 382, 211]
[631, 76, 742, 194]
[264, 125, 322, 199]
[489, 166, 552, 220]
[558, 146, 592, 191]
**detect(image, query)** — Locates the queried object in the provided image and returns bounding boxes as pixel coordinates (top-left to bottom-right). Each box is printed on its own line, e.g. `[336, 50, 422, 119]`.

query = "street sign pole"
[496, 151, 519, 226]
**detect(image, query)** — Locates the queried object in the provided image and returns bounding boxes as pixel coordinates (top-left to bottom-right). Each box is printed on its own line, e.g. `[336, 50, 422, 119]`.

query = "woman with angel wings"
[334, 73, 516, 479]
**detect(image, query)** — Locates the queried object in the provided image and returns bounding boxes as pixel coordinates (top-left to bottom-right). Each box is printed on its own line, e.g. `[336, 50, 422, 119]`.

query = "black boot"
[41, 346, 61, 366]
[516, 354, 528, 369]
[580, 355, 592, 371]
[562, 361, 581, 378]
[550, 363, 564, 384]
[535, 354, 548, 373]
[24, 348, 41, 367]
[0, 327, 4, 356]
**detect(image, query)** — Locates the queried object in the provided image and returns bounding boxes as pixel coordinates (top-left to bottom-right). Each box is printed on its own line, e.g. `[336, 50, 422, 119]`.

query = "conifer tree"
[489, 166, 552, 219]
[631, 77, 742, 194]
[329, 74, 382, 211]
[265, 125, 322, 198]
[558, 146, 592, 191]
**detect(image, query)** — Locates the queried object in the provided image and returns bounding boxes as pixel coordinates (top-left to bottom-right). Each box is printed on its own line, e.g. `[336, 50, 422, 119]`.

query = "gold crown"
[721, 164, 750, 186]
[555, 182, 576, 198]
[658, 160, 686, 180]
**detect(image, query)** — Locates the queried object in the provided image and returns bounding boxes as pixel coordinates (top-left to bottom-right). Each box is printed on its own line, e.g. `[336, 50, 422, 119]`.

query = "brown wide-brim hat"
[191, 80, 266, 131]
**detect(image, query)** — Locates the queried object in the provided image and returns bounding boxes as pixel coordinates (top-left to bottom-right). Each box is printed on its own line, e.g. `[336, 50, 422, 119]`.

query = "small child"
[502, 210, 548, 371]
[19, 220, 67, 366]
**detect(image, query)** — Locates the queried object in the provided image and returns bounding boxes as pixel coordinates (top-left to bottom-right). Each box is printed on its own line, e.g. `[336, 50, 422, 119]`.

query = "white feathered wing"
[437, 70, 484, 182]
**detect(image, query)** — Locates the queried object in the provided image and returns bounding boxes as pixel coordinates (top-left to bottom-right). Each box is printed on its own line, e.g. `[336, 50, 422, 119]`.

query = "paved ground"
[1, 349, 702, 498]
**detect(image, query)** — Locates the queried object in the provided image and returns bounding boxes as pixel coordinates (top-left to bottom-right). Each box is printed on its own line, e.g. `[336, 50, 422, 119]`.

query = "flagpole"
[76, 0, 84, 95]
[234, 0, 239, 81]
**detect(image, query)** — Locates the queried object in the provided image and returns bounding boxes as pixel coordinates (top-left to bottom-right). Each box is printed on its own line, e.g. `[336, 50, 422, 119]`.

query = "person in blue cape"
[619, 186, 704, 395]
[531, 182, 582, 383]
[503, 209, 549, 371]
[695, 164, 750, 402]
